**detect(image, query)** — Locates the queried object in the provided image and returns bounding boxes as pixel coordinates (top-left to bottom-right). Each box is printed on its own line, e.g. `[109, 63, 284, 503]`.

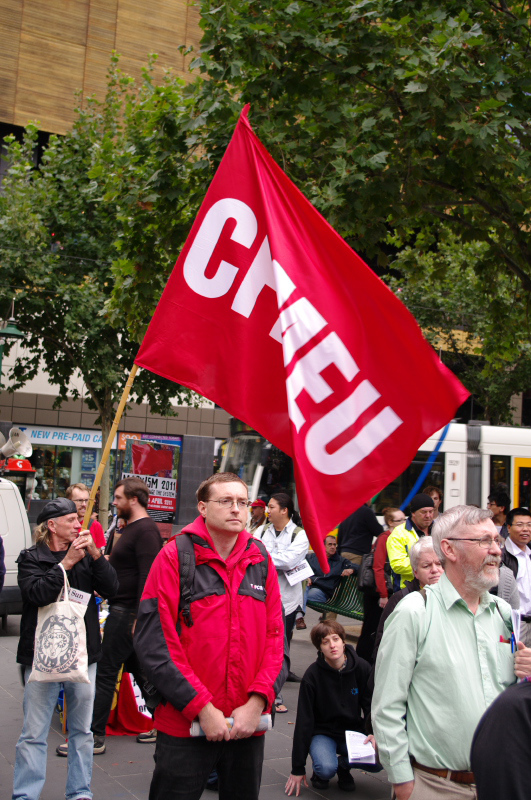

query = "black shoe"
[286, 671, 301, 682]
[136, 728, 157, 743]
[93, 735, 106, 755]
[337, 766, 356, 791]
[311, 772, 329, 790]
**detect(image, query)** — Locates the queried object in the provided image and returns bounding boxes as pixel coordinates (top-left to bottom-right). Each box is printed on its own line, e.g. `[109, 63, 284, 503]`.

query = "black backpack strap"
[251, 537, 270, 588]
[291, 525, 303, 543]
[175, 534, 197, 629]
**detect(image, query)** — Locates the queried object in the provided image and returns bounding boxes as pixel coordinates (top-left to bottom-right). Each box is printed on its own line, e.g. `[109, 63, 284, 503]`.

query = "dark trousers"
[91, 605, 147, 736]
[356, 593, 383, 663]
[285, 608, 297, 647]
[149, 731, 265, 800]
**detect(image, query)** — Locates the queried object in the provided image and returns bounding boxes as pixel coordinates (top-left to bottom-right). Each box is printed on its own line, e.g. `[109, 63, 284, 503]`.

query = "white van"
[0, 478, 32, 628]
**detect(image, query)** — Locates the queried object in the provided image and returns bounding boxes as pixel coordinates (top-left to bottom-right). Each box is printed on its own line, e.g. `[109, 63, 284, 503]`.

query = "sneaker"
[311, 772, 329, 790]
[295, 618, 307, 630]
[56, 741, 68, 757]
[56, 736, 106, 757]
[337, 766, 356, 792]
[93, 735, 106, 755]
[136, 728, 157, 743]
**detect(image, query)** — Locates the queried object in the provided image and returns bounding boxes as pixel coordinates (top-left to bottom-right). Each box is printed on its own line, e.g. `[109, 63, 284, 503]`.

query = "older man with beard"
[372, 505, 531, 800]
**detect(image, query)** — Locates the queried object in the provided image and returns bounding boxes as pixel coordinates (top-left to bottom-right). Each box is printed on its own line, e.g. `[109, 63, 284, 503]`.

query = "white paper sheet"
[345, 730, 376, 764]
[285, 559, 314, 586]
[511, 608, 521, 644]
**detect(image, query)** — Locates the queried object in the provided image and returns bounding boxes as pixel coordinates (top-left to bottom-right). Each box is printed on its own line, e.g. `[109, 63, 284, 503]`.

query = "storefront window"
[31, 445, 72, 499]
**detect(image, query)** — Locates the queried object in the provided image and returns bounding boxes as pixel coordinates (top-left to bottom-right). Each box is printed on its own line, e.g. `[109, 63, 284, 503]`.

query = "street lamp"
[0, 315, 26, 389]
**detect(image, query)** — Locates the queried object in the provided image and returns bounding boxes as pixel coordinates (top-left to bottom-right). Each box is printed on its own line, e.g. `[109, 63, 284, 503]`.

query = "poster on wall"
[122, 438, 181, 538]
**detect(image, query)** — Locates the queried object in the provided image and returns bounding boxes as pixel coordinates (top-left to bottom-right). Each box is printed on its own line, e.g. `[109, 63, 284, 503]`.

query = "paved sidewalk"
[0, 608, 390, 799]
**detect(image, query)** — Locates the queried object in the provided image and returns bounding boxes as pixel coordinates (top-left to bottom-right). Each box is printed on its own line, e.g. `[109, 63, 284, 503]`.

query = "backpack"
[358, 536, 393, 595]
[176, 533, 270, 629]
[142, 532, 271, 709]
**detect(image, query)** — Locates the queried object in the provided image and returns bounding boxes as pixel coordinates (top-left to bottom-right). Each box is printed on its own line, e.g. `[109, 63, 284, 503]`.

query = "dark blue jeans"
[149, 731, 265, 800]
[310, 735, 382, 780]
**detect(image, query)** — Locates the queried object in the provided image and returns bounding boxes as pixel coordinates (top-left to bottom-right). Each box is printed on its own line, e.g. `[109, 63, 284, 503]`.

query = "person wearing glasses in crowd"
[134, 473, 284, 800]
[66, 483, 106, 549]
[372, 505, 531, 800]
[501, 507, 531, 646]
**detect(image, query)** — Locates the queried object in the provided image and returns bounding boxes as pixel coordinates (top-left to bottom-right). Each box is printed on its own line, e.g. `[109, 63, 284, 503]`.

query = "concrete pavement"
[0, 608, 390, 799]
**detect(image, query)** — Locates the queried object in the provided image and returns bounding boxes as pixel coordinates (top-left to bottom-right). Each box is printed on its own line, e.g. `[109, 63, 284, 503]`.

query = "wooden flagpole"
[82, 363, 139, 529]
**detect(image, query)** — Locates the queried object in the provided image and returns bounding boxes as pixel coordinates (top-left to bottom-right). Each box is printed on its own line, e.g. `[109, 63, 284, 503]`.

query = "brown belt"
[412, 758, 475, 785]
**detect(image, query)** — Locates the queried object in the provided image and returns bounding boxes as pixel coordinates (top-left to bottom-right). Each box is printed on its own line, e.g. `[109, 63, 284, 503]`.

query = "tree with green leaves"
[105, 0, 531, 426]
[0, 61, 197, 521]
[388, 229, 531, 424]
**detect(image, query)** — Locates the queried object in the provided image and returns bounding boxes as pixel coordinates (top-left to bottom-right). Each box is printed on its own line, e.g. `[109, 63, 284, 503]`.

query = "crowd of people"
[8, 474, 531, 800]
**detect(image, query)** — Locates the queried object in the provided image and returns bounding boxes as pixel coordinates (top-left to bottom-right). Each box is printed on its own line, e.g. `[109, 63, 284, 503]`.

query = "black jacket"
[16, 543, 119, 666]
[291, 645, 372, 775]
[501, 543, 531, 579]
[307, 552, 356, 598]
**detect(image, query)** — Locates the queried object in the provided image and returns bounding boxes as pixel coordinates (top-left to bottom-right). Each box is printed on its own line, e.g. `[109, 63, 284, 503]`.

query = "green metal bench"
[306, 574, 364, 621]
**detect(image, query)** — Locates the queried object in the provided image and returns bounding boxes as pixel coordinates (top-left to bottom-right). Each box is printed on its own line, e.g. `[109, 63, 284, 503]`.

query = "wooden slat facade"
[0, 0, 201, 135]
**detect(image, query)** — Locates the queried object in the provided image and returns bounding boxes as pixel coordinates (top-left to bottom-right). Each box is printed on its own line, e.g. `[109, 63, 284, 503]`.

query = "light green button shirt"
[372, 574, 515, 784]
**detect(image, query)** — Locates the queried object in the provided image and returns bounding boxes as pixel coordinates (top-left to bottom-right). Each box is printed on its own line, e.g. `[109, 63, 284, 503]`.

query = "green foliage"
[0, 60, 198, 514]
[184, 0, 531, 282]
[387, 230, 531, 424]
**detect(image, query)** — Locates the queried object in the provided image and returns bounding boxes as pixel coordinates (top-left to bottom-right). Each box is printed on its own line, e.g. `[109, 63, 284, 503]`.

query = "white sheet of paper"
[345, 730, 376, 764]
[285, 559, 314, 586]
[512, 608, 521, 643]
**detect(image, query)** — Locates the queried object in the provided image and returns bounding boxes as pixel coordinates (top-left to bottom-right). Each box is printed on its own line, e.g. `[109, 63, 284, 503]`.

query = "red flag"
[135, 106, 469, 570]
[131, 442, 173, 475]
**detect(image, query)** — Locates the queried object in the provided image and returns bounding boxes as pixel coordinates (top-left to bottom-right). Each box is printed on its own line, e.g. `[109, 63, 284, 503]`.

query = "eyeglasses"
[510, 522, 531, 529]
[445, 536, 503, 549]
[207, 498, 251, 509]
[73, 499, 88, 505]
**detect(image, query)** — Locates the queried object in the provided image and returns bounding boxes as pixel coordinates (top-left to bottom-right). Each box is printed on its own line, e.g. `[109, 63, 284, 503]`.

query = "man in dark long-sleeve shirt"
[337, 505, 383, 566]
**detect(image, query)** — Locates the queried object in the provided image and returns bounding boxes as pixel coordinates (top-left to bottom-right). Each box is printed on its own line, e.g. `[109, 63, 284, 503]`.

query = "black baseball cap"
[36, 497, 77, 524]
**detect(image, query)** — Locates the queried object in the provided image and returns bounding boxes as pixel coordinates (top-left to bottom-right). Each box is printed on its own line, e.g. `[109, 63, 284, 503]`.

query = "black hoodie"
[291, 644, 372, 775]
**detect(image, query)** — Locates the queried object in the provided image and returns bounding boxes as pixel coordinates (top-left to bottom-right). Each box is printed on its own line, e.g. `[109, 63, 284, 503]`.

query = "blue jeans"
[309, 734, 382, 780]
[13, 663, 97, 800]
[302, 586, 328, 614]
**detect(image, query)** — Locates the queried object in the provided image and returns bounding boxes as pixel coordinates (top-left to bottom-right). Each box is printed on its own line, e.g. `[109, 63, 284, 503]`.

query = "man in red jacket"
[134, 472, 285, 800]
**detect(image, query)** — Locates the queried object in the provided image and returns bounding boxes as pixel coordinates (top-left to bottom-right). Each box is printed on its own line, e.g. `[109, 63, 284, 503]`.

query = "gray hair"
[431, 505, 493, 565]
[409, 537, 437, 573]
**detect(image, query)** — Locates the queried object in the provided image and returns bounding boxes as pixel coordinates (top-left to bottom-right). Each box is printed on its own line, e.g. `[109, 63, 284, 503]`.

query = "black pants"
[149, 731, 265, 800]
[91, 605, 147, 736]
[356, 593, 383, 663]
[285, 608, 298, 647]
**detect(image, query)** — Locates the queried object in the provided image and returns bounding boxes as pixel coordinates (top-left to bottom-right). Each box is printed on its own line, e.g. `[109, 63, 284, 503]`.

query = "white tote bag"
[28, 562, 90, 684]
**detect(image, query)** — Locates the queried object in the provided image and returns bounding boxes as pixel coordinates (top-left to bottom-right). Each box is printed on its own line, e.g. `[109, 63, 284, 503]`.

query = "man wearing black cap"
[13, 497, 118, 800]
[387, 493, 434, 588]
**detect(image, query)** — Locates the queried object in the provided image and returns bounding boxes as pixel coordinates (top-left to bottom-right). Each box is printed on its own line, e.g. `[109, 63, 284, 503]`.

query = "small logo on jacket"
[250, 584, 264, 591]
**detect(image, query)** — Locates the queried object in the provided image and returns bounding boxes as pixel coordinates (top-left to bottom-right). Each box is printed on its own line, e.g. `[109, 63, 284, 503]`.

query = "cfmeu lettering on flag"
[183, 198, 402, 476]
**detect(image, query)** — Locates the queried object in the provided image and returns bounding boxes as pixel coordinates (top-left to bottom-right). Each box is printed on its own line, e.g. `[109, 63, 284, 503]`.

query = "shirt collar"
[505, 536, 528, 558]
[436, 572, 496, 613]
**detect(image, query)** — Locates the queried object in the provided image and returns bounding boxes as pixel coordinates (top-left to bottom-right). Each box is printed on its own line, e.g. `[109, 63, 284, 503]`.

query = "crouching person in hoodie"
[285, 620, 380, 796]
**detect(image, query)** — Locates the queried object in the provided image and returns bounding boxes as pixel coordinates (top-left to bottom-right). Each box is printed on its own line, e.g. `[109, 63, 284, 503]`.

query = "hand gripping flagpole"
[81, 363, 140, 529]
